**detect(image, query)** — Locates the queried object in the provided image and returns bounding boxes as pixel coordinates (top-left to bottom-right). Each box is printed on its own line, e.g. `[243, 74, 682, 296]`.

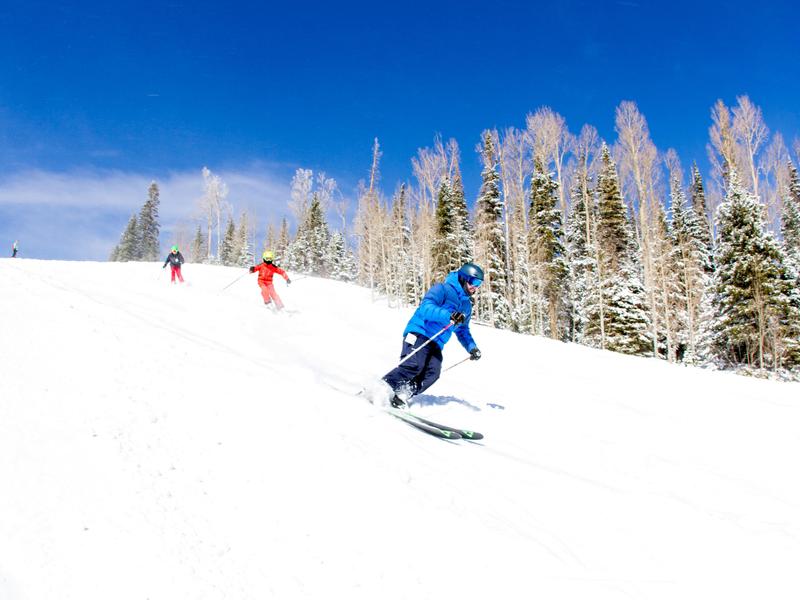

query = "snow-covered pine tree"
[308, 193, 331, 275]
[277, 218, 290, 262]
[672, 174, 714, 364]
[235, 212, 253, 267]
[565, 158, 601, 346]
[690, 163, 714, 268]
[385, 184, 416, 306]
[528, 156, 567, 338]
[288, 193, 331, 275]
[712, 169, 800, 371]
[190, 225, 207, 264]
[220, 216, 236, 266]
[263, 222, 276, 257]
[283, 223, 305, 272]
[781, 160, 800, 278]
[138, 182, 161, 261]
[595, 144, 652, 355]
[431, 177, 462, 282]
[450, 162, 474, 267]
[473, 132, 511, 328]
[112, 214, 140, 262]
[324, 231, 357, 282]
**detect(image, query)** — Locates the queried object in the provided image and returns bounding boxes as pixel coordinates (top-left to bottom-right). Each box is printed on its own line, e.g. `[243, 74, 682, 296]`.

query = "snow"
[1, 258, 799, 600]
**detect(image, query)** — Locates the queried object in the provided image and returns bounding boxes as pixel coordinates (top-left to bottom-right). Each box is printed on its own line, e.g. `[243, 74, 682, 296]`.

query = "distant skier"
[377, 262, 483, 409]
[11, 240, 18, 258]
[249, 250, 291, 310]
[162, 245, 185, 283]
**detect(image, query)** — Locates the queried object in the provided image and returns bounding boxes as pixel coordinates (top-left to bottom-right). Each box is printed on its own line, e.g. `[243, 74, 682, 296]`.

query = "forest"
[111, 97, 800, 379]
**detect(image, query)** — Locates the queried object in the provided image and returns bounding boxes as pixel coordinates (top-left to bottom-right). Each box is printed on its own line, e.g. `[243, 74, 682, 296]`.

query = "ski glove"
[286, 278, 291, 285]
[470, 348, 482, 361]
[249, 266, 256, 273]
[450, 311, 466, 325]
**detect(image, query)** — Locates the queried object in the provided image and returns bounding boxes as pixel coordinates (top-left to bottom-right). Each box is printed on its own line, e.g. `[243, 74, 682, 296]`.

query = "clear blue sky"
[1, 0, 798, 259]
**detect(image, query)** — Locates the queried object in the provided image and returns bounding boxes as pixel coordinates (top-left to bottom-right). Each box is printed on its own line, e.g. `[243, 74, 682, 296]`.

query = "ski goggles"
[466, 276, 483, 287]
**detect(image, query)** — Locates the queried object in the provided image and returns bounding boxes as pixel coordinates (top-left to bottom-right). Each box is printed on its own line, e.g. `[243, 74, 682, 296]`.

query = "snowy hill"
[1, 258, 799, 600]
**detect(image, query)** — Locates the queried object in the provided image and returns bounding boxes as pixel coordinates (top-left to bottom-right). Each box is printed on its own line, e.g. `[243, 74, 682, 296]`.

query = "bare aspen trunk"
[641, 206, 658, 357]
[207, 212, 213, 261]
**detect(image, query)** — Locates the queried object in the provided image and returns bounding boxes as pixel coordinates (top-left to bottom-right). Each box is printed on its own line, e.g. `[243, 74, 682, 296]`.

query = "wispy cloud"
[0, 166, 296, 261]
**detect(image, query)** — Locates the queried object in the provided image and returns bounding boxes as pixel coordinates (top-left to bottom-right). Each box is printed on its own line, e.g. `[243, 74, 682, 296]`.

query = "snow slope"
[1, 258, 799, 600]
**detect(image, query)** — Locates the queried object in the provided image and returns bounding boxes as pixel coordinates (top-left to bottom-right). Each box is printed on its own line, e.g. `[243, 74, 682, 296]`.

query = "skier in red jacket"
[249, 250, 291, 309]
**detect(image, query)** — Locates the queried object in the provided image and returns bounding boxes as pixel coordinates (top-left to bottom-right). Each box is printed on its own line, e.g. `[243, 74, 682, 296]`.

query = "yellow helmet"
[262, 250, 275, 261]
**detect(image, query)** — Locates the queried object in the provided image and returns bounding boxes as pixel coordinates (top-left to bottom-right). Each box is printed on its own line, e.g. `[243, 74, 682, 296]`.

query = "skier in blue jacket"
[381, 262, 483, 409]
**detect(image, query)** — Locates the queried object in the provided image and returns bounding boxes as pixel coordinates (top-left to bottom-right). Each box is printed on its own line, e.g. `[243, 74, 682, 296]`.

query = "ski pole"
[442, 356, 471, 373]
[395, 322, 454, 368]
[220, 271, 249, 292]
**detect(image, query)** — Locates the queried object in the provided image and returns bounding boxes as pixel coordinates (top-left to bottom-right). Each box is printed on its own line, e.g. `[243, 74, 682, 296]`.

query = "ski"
[386, 408, 462, 440]
[386, 407, 483, 441]
[404, 411, 484, 441]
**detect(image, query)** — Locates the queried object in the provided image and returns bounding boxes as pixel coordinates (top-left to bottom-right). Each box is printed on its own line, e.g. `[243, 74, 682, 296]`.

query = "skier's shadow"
[412, 394, 485, 412]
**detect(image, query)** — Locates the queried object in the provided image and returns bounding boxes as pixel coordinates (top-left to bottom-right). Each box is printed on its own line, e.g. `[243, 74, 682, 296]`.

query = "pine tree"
[220, 217, 236, 266]
[277, 218, 290, 262]
[307, 193, 331, 275]
[386, 184, 417, 306]
[113, 214, 140, 262]
[138, 182, 161, 261]
[528, 156, 567, 338]
[781, 161, 800, 278]
[672, 174, 714, 363]
[264, 223, 276, 257]
[595, 144, 652, 355]
[431, 178, 462, 282]
[287, 193, 330, 275]
[450, 164, 474, 266]
[565, 165, 601, 346]
[474, 132, 511, 328]
[712, 169, 800, 370]
[325, 231, 357, 282]
[690, 163, 714, 270]
[508, 191, 532, 334]
[235, 212, 253, 267]
[190, 225, 207, 264]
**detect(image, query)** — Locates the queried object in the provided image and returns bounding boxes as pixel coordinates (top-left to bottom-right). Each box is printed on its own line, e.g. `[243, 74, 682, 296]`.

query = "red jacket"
[252, 262, 288, 285]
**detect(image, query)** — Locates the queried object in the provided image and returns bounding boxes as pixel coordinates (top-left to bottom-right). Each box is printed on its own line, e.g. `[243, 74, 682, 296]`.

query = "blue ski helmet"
[458, 262, 484, 287]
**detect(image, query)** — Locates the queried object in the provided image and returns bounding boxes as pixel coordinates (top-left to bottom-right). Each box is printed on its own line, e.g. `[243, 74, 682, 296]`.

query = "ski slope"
[1, 258, 799, 600]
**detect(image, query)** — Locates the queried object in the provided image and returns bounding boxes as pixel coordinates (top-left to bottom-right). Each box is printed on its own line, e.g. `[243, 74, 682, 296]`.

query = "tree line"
[110, 96, 800, 378]
[351, 98, 800, 378]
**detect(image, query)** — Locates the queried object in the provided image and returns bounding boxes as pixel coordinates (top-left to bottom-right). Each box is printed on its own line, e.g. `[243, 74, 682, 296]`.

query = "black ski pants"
[382, 333, 443, 398]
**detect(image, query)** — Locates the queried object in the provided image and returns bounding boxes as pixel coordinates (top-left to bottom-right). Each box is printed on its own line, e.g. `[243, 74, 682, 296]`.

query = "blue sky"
[1, 0, 798, 260]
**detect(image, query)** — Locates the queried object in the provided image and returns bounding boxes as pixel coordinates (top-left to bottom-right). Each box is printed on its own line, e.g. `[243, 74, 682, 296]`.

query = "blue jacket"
[404, 271, 477, 352]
